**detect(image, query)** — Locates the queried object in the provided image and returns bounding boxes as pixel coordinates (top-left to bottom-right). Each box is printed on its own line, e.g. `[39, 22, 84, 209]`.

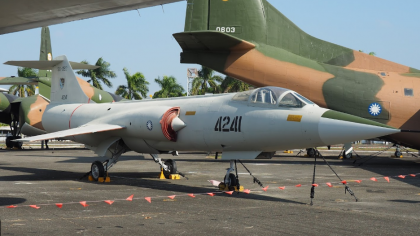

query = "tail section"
[4, 57, 98, 104]
[50, 55, 89, 104]
[38, 26, 53, 78]
[180, 0, 354, 66]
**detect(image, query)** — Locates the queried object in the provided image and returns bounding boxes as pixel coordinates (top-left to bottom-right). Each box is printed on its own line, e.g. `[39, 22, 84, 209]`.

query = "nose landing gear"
[219, 160, 241, 191]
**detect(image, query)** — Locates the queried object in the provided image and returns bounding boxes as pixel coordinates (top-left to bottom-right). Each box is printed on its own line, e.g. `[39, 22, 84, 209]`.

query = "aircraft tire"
[13, 136, 22, 149]
[91, 161, 105, 181]
[344, 152, 352, 159]
[227, 173, 237, 190]
[163, 159, 177, 179]
[307, 148, 316, 157]
[5, 136, 13, 148]
[395, 151, 402, 157]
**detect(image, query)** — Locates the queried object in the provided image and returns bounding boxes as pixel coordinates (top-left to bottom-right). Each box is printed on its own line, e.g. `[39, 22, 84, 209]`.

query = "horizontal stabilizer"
[0, 77, 38, 85]
[173, 31, 255, 52]
[13, 124, 125, 142]
[4, 60, 99, 70]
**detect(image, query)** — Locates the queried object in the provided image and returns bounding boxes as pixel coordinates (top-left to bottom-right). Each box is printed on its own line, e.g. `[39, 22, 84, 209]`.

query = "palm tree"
[76, 57, 116, 90]
[153, 76, 185, 98]
[190, 66, 223, 95]
[9, 67, 37, 97]
[220, 76, 250, 93]
[115, 68, 149, 100]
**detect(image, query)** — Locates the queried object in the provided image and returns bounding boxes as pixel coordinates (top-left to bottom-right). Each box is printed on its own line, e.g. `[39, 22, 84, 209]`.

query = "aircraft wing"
[0, 77, 38, 85]
[0, 0, 181, 35]
[14, 124, 125, 142]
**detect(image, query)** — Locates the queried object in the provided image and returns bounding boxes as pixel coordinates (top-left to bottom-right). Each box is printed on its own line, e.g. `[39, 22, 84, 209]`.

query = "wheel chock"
[159, 169, 166, 179]
[234, 186, 244, 192]
[283, 150, 293, 154]
[218, 183, 227, 191]
[98, 177, 105, 182]
[339, 156, 344, 159]
[88, 175, 94, 182]
[105, 177, 111, 182]
[169, 174, 180, 180]
[304, 154, 308, 157]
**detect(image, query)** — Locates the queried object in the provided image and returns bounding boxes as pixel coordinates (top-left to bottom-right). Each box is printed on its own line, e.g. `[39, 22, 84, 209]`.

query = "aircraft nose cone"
[318, 110, 400, 145]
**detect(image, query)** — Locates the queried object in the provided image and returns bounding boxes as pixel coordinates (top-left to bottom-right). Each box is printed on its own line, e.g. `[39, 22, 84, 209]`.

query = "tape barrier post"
[316, 149, 358, 202]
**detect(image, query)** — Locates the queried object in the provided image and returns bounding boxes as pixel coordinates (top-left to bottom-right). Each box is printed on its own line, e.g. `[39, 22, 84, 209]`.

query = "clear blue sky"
[0, 0, 419, 96]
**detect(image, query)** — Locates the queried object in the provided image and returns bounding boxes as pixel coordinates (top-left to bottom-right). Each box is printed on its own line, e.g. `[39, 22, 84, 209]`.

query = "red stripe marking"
[69, 104, 84, 129]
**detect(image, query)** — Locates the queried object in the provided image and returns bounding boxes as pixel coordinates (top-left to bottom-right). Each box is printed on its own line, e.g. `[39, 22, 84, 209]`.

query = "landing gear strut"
[89, 139, 127, 181]
[150, 154, 183, 179]
[219, 160, 240, 191]
[395, 145, 402, 158]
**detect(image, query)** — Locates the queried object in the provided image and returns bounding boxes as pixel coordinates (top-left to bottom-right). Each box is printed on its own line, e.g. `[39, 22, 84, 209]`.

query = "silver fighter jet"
[7, 56, 399, 189]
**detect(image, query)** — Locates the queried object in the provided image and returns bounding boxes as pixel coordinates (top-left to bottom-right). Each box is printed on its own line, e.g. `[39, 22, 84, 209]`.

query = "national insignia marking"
[368, 102, 382, 116]
[146, 120, 153, 131]
[60, 78, 65, 89]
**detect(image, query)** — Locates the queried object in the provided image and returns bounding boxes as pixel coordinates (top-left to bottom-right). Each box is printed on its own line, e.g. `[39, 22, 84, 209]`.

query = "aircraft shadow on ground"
[388, 199, 420, 204]
[0, 197, 26, 206]
[0, 166, 305, 205]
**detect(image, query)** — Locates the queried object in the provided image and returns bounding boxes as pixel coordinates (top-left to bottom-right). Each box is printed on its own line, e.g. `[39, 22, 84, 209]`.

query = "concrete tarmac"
[0, 149, 420, 235]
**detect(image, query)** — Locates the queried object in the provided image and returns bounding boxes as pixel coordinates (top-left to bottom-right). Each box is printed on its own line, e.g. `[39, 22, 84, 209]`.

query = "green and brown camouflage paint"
[175, 0, 420, 149]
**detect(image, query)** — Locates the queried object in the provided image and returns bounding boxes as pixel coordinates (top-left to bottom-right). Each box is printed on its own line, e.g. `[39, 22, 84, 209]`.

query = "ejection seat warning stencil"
[287, 115, 302, 122]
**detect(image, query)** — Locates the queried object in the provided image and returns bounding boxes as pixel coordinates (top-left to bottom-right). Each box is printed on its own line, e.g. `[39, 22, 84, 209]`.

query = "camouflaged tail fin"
[38, 26, 53, 78]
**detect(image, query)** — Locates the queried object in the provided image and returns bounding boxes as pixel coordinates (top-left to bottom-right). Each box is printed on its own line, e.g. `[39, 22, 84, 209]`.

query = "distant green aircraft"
[0, 27, 122, 147]
[173, 0, 420, 153]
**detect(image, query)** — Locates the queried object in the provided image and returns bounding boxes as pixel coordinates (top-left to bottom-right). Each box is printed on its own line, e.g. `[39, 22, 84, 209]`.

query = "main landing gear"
[89, 140, 127, 182]
[394, 145, 402, 158]
[150, 154, 185, 179]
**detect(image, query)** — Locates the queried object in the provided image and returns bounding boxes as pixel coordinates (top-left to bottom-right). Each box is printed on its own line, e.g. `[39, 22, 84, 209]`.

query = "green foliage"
[76, 57, 116, 90]
[368, 52, 376, 56]
[9, 67, 37, 97]
[220, 76, 250, 93]
[190, 66, 223, 95]
[115, 68, 149, 100]
[153, 76, 185, 98]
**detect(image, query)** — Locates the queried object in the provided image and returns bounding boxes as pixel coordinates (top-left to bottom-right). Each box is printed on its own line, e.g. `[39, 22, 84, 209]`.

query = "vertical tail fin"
[38, 26, 53, 77]
[4, 57, 96, 104]
[183, 0, 353, 64]
[185, 0, 267, 44]
[50, 56, 89, 104]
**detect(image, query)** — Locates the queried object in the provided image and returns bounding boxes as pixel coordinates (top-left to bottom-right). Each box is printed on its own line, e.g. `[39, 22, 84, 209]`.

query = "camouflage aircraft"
[0, 27, 122, 147]
[8, 55, 399, 189]
[173, 0, 420, 155]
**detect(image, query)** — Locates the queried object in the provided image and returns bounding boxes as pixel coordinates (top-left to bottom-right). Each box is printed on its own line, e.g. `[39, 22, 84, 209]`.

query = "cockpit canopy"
[232, 86, 316, 108]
